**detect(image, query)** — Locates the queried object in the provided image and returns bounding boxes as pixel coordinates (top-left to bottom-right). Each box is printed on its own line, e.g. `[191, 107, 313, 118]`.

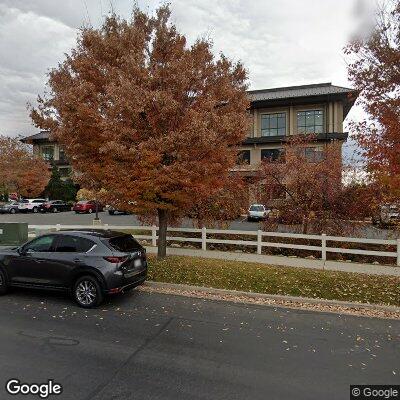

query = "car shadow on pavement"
[4, 286, 143, 309]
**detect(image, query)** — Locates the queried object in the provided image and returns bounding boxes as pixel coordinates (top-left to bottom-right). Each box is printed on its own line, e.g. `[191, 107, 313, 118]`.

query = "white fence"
[29, 224, 400, 266]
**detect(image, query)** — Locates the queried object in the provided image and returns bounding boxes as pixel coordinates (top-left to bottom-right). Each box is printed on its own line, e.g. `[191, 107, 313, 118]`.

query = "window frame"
[22, 235, 57, 253]
[59, 148, 67, 162]
[54, 235, 96, 253]
[304, 146, 325, 163]
[261, 148, 285, 163]
[40, 145, 55, 161]
[237, 150, 251, 165]
[260, 112, 287, 137]
[296, 109, 324, 134]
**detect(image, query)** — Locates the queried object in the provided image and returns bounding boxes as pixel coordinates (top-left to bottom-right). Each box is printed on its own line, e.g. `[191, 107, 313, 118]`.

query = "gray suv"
[0, 230, 147, 308]
[0, 201, 20, 214]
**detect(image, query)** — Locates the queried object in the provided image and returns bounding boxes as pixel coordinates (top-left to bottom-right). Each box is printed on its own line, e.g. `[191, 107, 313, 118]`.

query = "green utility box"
[0, 222, 28, 246]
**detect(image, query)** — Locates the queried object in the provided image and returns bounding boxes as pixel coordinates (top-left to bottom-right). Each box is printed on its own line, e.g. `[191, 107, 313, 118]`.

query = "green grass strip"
[147, 255, 400, 307]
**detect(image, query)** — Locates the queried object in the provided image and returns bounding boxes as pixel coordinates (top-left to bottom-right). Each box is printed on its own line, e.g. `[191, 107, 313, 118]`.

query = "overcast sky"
[0, 0, 371, 148]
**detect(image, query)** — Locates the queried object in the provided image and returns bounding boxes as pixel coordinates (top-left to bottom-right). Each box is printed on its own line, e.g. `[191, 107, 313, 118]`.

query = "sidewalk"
[145, 246, 400, 277]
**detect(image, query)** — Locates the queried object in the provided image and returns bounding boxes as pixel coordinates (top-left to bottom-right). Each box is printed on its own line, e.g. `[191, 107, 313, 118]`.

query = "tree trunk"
[157, 208, 168, 258]
[302, 215, 309, 234]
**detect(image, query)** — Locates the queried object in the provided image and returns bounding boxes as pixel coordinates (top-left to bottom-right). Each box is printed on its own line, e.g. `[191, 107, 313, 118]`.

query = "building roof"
[20, 130, 50, 143]
[20, 84, 358, 144]
[247, 82, 357, 102]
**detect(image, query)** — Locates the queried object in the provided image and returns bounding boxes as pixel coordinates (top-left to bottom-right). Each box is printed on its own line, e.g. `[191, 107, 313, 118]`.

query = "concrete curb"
[143, 281, 400, 314]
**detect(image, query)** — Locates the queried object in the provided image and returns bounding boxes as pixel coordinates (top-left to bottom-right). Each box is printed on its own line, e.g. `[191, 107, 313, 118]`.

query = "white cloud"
[0, 0, 369, 139]
[0, 4, 76, 136]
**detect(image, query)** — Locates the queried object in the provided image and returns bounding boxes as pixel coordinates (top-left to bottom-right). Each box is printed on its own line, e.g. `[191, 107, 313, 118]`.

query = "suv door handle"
[73, 258, 82, 263]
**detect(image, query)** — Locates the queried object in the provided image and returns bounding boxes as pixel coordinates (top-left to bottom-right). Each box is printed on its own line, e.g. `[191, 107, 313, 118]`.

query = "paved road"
[0, 211, 396, 238]
[0, 288, 398, 400]
[0, 210, 260, 230]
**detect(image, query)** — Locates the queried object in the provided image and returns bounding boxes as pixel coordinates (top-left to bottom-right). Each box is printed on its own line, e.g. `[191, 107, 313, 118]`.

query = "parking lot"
[0, 210, 396, 238]
[0, 210, 261, 230]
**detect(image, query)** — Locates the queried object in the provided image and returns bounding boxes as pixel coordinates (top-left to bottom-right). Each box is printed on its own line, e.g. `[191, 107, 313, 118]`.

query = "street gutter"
[140, 281, 400, 320]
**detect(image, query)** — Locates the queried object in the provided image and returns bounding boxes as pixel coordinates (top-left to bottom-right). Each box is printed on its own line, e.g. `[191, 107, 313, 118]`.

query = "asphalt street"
[0, 288, 398, 400]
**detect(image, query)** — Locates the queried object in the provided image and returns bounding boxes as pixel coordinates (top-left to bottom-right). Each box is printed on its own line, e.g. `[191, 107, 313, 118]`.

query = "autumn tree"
[31, 6, 249, 257]
[0, 136, 51, 198]
[258, 136, 345, 234]
[187, 175, 249, 228]
[345, 0, 400, 200]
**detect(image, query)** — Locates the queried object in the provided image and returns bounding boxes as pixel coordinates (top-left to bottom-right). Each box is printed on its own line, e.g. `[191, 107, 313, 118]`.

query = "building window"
[41, 146, 54, 161]
[297, 110, 324, 134]
[261, 113, 286, 136]
[296, 147, 324, 162]
[237, 150, 251, 165]
[59, 148, 67, 162]
[261, 148, 285, 162]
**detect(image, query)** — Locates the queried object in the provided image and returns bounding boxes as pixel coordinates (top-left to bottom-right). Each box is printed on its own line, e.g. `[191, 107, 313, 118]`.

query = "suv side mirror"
[18, 247, 33, 256]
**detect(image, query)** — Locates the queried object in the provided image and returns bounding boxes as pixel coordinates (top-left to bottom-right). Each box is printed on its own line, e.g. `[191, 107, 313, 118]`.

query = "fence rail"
[28, 224, 400, 266]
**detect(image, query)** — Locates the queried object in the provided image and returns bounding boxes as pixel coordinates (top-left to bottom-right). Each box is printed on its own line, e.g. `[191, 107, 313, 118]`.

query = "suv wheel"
[73, 276, 103, 308]
[0, 270, 8, 295]
[9, 208, 16, 214]
[33, 207, 38, 213]
[88, 208, 93, 214]
[53, 207, 58, 213]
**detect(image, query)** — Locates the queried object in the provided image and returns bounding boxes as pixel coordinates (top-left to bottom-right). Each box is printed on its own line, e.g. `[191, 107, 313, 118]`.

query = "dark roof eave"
[20, 131, 51, 144]
[250, 91, 358, 109]
[242, 132, 348, 145]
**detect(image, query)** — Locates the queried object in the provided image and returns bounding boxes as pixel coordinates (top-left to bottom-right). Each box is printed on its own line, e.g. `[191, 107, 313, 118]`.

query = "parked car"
[18, 199, 46, 213]
[39, 200, 71, 213]
[108, 206, 130, 215]
[0, 230, 147, 308]
[247, 204, 270, 221]
[0, 201, 20, 214]
[73, 200, 103, 214]
[372, 204, 400, 226]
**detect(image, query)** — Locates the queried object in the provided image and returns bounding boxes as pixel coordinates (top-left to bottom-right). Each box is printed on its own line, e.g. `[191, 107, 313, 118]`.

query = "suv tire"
[73, 275, 103, 308]
[0, 269, 8, 295]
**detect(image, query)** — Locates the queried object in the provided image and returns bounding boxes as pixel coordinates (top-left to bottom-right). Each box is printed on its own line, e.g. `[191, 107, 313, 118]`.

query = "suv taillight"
[103, 256, 128, 264]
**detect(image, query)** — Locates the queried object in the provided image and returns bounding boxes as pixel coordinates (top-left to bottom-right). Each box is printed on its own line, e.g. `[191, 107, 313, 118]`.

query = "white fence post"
[104, 224, 109, 230]
[202, 227, 207, 251]
[397, 239, 400, 267]
[321, 233, 327, 261]
[152, 225, 157, 247]
[56, 224, 61, 231]
[257, 230, 262, 255]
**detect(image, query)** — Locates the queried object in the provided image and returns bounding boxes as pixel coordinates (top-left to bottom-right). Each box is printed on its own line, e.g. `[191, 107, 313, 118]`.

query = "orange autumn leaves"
[0, 136, 50, 198]
[345, 0, 400, 201]
[30, 5, 249, 256]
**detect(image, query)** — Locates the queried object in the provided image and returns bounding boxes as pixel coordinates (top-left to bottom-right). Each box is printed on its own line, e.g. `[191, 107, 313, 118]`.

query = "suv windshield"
[108, 235, 140, 252]
[250, 205, 264, 212]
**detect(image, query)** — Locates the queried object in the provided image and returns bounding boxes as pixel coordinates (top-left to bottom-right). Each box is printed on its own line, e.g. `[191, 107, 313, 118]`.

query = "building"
[21, 82, 357, 178]
[237, 82, 357, 170]
[21, 130, 72, 179]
